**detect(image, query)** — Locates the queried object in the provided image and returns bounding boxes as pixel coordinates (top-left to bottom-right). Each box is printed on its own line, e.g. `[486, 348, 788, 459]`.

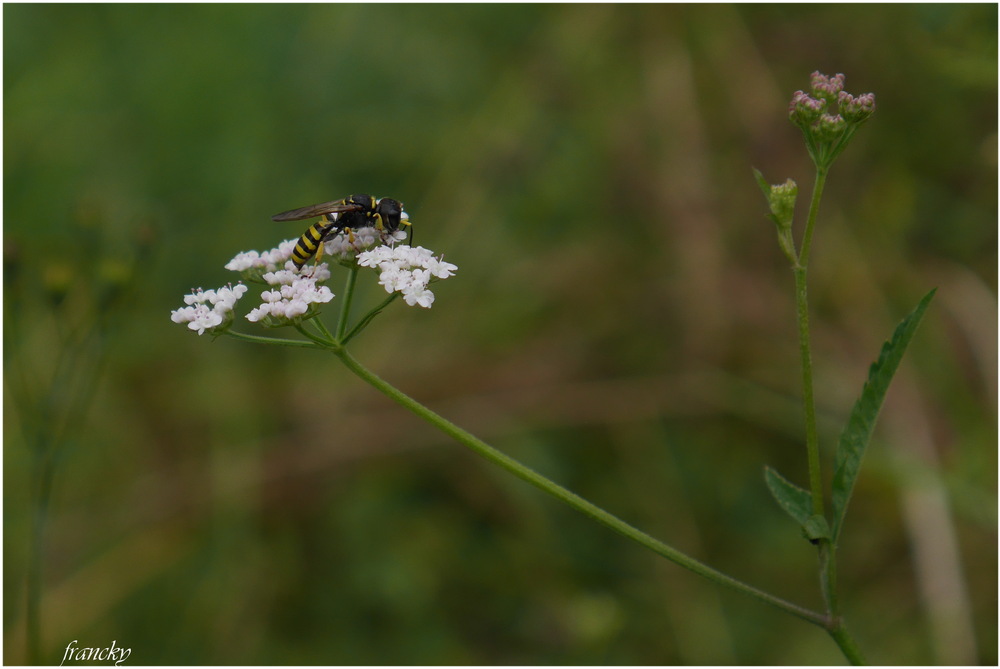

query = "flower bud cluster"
[768, 178, 798, 226]
[809, 71, 845, 102]
[789, 71, 874, 129]
[357, 245, 458, 309]
[753, 169, 799, 263]
[788, 90, 826, 126]
[838, 92, 876, 123]
[815, 113, 847, 142]
[170, 283, 248, 335]
[788, 71, 875, 169]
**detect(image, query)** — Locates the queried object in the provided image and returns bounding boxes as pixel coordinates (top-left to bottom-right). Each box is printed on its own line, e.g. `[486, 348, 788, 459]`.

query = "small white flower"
[171, 283, 248, 335]
[356, 244, 457, 309]
[403, 286, 435, 308]
[262, 268, 300, 286]
[426, 257, 458, 279]
[227, 239, 332, 279]
[244, 274, 334, 327]
[320, 226, 406, 260]
[224, 251, 263, 273]
[376, 267, 403, 293]
[267, 239, 299, 265]
[245, 306, 265, 322]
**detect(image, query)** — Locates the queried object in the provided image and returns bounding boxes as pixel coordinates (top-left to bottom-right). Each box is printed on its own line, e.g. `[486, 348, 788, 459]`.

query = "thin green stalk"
[336, 265, 360, 341]
[795, 167, 828, 518]
[332, 346, 827, 627]
[225, 330, 325, 349]
[794, 268, 823, 517]
[293, 323, 335, 348]
[26, 447, 55, 665]
[312, 313, 336, 344]
[340, 292, 400, 346]
[23, 329, 91, 663]
[793, 167, 869, 662]
[22, 313, 112, 664]
[818, 539, 839, 616]
[829, 621, 868, 665]
[798, 168, 826, 269]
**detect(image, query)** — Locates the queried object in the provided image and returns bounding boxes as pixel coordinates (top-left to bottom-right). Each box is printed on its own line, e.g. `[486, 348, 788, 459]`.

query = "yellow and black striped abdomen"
[291, 220, 334, 269]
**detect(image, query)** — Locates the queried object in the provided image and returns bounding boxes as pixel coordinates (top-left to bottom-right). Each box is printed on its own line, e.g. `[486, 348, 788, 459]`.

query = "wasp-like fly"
[272, 194, 410, 269]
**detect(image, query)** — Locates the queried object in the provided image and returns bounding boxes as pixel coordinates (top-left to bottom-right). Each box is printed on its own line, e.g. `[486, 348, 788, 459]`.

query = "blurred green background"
[4, 4, 996, 665]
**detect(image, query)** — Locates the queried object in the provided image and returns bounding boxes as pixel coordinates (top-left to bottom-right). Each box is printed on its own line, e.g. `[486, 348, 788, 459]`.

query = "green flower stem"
[795, 167, 828, 518]
[332, 346, 827, 628]
[798, 167, 826, 269]
[829, 620, 868, 665]
[794, 268, 823, 517]
[293, 323, 335, 348]
[225, 330, 325, 349]
[310, 314, 336, 344]
[336, 265, 360, 341]
[18, 317, 112, 664]
[792, 167, 868, 663]
[820, 540, 840, 617]
[341, 293, 400, 346]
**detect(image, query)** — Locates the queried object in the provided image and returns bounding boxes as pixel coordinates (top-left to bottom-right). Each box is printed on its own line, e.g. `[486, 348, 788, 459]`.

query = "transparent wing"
[271, 200, 364, 222]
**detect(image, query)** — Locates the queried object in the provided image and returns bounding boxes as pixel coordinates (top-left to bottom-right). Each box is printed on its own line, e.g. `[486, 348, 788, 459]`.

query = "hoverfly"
[272, 194, 410, 269]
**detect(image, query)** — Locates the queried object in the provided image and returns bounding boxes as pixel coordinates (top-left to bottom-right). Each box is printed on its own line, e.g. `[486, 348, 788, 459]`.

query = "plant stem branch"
[795, 167, 827, 518]
[336, 265, 360, 341]
[792, 167, 869, 663]
[224, 330, 324, 349]
[340, 292, 400, 346]
[799, 168, 826, 269]
[332, 347, 827, 627]
[829, 621, 868, 665]
[794, 267, 824, 517]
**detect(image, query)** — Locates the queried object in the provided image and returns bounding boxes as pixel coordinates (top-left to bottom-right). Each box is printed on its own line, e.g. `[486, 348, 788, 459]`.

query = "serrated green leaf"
[765, 466, 813, 527]
[831, 289, 936, 543]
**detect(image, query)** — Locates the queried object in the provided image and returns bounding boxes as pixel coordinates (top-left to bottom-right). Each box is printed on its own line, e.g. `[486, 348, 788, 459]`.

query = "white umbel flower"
[171, 284, 248, 335]
[322, 226, 407, 260]
[225, 239, 300, 273]
[245, 273, 334, 325]
[357, 245, 457, 308]
[226, 238, 338, 280]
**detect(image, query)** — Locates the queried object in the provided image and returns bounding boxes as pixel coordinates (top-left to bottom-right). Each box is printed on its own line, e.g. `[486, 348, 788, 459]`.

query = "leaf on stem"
[830, 289, 936, 543]
[764, 466, 812, 527]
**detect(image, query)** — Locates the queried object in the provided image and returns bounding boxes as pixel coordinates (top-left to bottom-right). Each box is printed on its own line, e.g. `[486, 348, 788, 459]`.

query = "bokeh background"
[4, 4, 996, 665]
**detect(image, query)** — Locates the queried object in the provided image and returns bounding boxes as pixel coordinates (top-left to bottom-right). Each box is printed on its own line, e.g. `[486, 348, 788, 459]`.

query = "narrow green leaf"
[765, 466, 812, 527]
[752, 167, 772, 200]
[831, 289, 936, 543]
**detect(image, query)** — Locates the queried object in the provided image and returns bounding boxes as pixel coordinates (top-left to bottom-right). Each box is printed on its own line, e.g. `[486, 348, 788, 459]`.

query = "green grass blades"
[830, 289, 936, 544]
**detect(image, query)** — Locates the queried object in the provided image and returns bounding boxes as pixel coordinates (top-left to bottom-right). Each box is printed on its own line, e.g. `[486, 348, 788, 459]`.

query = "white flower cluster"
[224, 239, 301, 274]
[170, 284, 248, 335]
[245, 270, 334, 325]
[322, 226, 408, 260]
[357, 245, 457, 308]
[173, 210, 454, 336]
